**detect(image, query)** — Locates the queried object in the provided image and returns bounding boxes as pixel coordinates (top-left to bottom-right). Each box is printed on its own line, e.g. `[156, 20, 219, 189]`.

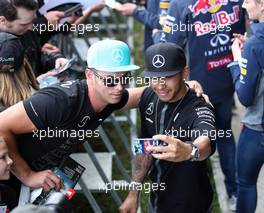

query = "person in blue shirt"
[229, 0, 264, 212]
[162, 0, 246, 210]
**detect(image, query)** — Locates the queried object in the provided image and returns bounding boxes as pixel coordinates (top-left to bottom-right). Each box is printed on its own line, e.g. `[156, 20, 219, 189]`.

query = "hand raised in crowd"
[231, 37, 243, 62]
[146, 135, 192, 162]
[41, 43, 60, 54]
[24, 170, 64, 192]
[119, 191, 139, 213]
[66, 13, 80, 25]
[232, 33, 246, 49]
[55, 58, 69, 69]
[68, 3, 105, 25]
[89, 2, 105, 13]
[115, 3, 137, 16]
[44, 11, 65, 26]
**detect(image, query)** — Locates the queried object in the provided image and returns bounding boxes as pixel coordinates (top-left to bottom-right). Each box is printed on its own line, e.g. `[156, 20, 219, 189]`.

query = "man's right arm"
[0, 102, 62, 191]
[119, 155, 152, 213]
[122, 87, 146, 110]
[131, 155, 152, 182]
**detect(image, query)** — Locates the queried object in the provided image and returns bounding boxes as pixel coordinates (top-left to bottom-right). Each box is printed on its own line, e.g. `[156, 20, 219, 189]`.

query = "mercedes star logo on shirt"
[146, 102, 154, 115]
[112, 49, 124, 62]
[152, 54, 165, 68]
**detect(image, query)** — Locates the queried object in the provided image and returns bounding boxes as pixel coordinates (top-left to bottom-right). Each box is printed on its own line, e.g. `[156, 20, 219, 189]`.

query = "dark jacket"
[133, 0, 161, 50]
[229, 23, 264, 131]
[163, 0, 245, 103]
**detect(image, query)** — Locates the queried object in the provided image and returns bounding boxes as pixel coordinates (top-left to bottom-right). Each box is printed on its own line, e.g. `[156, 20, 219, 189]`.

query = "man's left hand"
[146, 135, 192, 162]
[186, 80, 211, 104]
[41, 43, 60, 54]
[44, 11, 65, 26]
[231, 38, 243, 62]
[55, 58, 68, 69]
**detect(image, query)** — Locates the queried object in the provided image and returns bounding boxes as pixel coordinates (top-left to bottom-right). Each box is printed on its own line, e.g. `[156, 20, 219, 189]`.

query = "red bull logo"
[193, 5, 240, 37]
[189, 0, 228, 17]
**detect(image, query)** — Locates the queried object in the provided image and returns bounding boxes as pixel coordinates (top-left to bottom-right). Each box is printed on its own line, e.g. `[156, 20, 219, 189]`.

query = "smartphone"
[133, 138, 167, 155]
[63, 3, 83, 17]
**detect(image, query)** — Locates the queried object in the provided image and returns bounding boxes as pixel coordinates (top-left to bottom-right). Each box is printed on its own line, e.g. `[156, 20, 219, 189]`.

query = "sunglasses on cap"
[92, 70, 132, 87]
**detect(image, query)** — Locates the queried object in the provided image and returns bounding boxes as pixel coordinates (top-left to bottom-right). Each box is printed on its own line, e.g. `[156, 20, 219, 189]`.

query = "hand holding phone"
[52, 56, 77, 76]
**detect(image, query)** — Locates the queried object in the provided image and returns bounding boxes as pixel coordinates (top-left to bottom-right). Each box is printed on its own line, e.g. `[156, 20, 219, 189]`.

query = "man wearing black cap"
[120, 42, 216, 213]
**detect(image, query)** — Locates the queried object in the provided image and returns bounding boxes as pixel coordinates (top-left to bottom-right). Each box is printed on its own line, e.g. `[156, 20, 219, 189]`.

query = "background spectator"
[0, 32, 39, 112]
[229, 0, 264, 212]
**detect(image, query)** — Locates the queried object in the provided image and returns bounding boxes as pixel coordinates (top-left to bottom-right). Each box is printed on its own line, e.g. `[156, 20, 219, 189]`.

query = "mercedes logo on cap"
[112, 49, 124, 62]
[152, 54, 165, 68]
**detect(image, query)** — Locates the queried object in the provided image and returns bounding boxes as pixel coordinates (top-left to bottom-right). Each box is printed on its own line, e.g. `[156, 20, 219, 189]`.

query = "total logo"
[189, 0, 239, 18]
[207, 53, 233, 70]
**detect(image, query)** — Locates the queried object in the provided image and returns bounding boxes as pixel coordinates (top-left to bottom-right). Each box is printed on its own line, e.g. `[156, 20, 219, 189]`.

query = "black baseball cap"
[141, 42, 186, 77]
[0, 32, 24, 72]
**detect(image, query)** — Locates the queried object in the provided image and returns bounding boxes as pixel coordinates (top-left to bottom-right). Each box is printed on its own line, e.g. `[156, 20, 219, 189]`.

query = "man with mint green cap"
[0, 39, 144, 197]
[87, 39, 139, 72]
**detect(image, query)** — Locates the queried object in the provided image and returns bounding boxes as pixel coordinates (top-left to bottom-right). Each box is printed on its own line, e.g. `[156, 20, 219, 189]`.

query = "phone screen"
[133, 138, 167, 155]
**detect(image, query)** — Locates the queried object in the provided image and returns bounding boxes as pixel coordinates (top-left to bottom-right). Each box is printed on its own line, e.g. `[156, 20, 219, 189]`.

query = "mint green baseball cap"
[87, 39, 140, 72]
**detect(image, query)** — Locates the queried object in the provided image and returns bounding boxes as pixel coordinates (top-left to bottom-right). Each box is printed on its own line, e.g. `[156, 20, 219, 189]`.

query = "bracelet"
[189, 143, 200, 162]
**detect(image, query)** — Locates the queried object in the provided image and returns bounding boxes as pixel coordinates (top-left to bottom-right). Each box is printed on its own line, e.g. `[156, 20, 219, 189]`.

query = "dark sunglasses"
[93, 70, 132, 87]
